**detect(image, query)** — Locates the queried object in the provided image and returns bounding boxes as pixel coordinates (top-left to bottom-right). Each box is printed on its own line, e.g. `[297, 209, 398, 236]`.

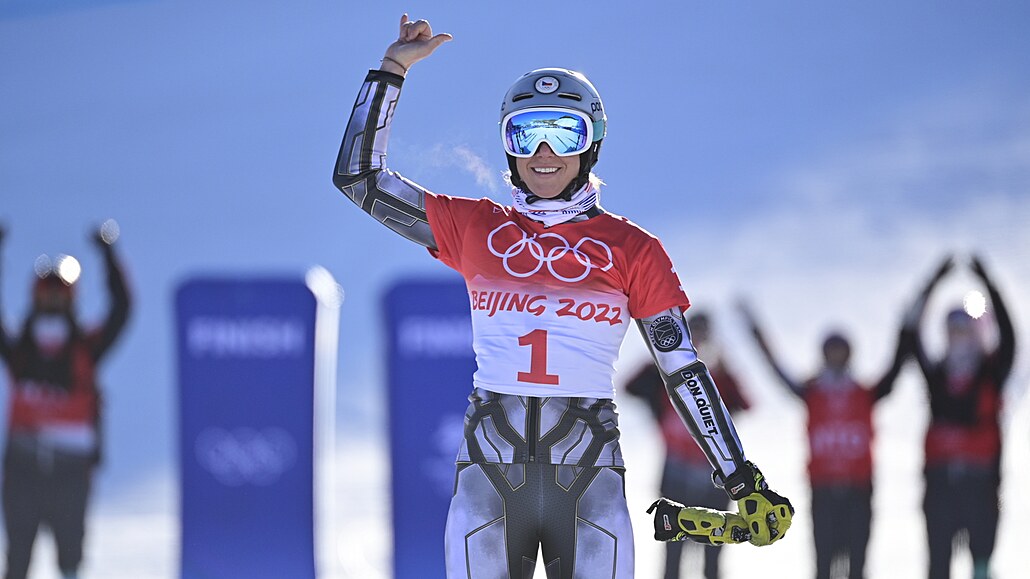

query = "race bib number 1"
[517, 329, 559, 385]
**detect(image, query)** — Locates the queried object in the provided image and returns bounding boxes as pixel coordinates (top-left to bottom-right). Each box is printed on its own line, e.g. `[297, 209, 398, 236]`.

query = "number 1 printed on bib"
[517, 329, 559, 385]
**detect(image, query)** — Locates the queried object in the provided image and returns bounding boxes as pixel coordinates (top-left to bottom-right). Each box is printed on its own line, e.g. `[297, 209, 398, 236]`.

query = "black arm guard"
[667, 359, 749, 482]
[332, 70, 437, 249]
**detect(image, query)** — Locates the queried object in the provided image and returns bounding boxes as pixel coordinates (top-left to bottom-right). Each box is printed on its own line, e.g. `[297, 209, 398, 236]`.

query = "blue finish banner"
[384, 276, 475, 579]
[176, 275, 337, 579]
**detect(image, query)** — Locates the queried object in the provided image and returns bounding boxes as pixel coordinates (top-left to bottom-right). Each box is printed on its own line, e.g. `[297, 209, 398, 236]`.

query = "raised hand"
[970, 253, 989, 282]
[928, 254, 955, 286]
[736, 299, 758, 333]
[906, 254, 955, 326]
[92, 219, 120, 249]
[381, 14, 452, 75]
[736, 298, 770, 351]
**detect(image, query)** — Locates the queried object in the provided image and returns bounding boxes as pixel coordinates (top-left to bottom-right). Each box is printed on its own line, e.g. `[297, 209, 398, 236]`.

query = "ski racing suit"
[333, 69, 751, 579]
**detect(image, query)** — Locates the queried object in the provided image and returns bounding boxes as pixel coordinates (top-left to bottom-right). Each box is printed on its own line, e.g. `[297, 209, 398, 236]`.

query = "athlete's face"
[515, 142, 580, 199]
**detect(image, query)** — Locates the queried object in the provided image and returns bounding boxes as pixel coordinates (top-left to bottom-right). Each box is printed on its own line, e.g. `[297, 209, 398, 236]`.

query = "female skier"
[332, 15, 793, 578]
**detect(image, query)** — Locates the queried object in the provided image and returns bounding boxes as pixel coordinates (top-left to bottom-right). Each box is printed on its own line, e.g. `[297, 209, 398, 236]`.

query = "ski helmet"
[500, 68, 606, 200]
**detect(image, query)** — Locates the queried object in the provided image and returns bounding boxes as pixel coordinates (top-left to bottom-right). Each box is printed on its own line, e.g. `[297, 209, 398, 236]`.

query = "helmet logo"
[534, 76, 559, 94]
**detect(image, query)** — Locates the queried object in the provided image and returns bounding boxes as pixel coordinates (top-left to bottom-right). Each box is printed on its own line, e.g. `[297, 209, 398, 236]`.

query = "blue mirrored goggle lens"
[503, 109, 591, 157]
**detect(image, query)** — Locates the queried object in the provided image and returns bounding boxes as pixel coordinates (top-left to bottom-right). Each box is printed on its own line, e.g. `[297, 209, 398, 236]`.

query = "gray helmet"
[500, 68, 606, 201]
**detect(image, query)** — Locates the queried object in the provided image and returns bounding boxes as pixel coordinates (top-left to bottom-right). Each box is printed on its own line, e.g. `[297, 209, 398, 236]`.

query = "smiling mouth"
[532, 167, 560, 174]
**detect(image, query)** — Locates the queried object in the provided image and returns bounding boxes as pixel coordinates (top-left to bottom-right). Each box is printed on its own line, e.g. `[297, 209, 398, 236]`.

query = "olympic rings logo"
[486, 221, 613, 283]
[194, 426, 298, 487]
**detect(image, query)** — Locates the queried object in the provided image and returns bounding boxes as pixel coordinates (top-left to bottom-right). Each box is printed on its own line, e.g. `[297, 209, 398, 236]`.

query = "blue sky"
[2, 1, 1030, 576]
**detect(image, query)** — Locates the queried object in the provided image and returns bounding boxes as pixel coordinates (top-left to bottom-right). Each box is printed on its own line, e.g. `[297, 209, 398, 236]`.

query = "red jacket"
[922, 355, 1004, 468]
[6, 337, 101, 433]
[803, 377, 875, 486]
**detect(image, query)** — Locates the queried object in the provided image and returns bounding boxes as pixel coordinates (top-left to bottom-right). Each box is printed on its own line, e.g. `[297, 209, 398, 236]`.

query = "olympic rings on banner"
[194, 426, 298, 487]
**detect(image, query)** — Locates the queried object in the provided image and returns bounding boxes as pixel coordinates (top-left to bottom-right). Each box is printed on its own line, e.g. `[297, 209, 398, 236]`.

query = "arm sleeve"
[331, 70, 438, 250]
[637, 307, 749, 480]
[626, 239, 747, 478]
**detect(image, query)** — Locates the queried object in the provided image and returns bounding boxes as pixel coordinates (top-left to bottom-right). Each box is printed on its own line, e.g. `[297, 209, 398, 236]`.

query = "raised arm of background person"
[0, 224, 11, 362]
[88, 228, 131, 362]
[717, 362, 751, 413]
[904, 255, 955, 377]
[738, 300, 803, 399]
[871, 325, 910, 402]
[331, 15, 452, 249]
[972, 254, 1016, 387]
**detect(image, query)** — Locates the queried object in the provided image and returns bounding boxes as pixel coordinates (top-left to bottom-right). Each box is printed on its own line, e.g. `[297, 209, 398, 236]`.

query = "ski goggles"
[501, 107, 595, 158]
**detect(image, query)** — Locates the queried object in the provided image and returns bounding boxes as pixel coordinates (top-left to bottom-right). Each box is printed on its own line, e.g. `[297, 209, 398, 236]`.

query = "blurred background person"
[739, 300, 907, 579]
[903, 255, 1015, 579]
[626, 310, 751, 579]
[0, 222, 131, 579]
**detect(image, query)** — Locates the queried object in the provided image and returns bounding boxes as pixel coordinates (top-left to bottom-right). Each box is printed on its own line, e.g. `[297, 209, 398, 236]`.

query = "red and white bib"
[427, 193, 689, 398]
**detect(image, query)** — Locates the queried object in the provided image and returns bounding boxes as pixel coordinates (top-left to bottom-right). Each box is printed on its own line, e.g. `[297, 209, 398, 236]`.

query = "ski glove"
[647, 498, 750, 546]
[717, 461, 794, 546]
